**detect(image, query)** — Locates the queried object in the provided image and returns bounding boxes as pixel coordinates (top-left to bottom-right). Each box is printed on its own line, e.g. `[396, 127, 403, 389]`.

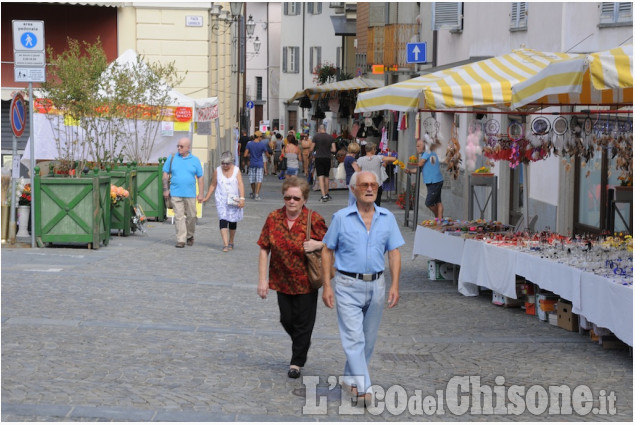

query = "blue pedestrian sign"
[246, 101, 254, 109]
[20, 32, 37, 49]
[406, 42, 428, 64]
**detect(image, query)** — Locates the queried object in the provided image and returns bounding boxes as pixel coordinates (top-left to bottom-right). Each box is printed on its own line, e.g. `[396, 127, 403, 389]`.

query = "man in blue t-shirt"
[405, 137, 444, 219]
[162, 137, 204, 248]
[244, 130, 271, 200]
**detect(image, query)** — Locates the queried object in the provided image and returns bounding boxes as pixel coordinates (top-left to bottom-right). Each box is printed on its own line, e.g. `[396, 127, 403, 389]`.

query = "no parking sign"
[10, 92, 26, 137]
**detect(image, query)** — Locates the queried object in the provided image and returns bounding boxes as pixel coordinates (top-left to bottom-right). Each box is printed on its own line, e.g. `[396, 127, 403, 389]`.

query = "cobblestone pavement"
[2, 173, 632, 421]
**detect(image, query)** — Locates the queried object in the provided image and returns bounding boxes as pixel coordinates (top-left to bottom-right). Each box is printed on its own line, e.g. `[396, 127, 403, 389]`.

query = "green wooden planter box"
[33, 168, 111, 249]
[134, 160, 166, 221]
[108, 166, 138, 236]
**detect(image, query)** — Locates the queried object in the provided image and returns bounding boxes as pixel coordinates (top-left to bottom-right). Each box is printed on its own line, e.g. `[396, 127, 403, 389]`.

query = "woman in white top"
[355, 142, 396, 206]
[202, 151, 245, 252]
[282, 134, 302, 178]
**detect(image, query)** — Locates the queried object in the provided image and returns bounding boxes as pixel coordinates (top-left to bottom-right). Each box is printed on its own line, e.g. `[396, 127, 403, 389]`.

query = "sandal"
[287, 366, 301, 379]
[222, 246, 229, 252]
[228, 244, 234, 250]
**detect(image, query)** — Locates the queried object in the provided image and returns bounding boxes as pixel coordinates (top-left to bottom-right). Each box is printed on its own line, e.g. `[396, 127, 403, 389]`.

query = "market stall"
[413, 224, 633, 346]
[361, 46, 633, 346]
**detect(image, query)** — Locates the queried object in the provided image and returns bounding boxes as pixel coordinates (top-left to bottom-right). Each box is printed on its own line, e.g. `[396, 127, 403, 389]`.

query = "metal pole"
[29, 82, 35, 247]
[8, 134, 17, 244]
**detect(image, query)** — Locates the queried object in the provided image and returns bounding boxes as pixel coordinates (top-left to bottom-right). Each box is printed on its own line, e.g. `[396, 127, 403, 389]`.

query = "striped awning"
[355, 49, 585, 113]
[288, 77, 384, 103]
[511, 45, 633, 109]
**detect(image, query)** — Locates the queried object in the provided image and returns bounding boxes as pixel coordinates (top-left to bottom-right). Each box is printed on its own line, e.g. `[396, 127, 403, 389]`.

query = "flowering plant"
[396, 189, 415, 210]
[13, 177, 31, 206]
[392, 159, 406, 170]
[408, 155, 418, 164]
[474, 166, 491, 174]
[18, 183, 32, 206]
[110, 184, 129, 207]
[312, 62, 337, 85]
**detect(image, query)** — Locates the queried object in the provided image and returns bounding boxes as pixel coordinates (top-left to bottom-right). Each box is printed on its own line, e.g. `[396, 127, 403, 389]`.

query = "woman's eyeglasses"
[283, 195, 302, 201]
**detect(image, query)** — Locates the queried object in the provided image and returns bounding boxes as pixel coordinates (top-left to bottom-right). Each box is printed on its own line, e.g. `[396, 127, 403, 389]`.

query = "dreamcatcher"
[465, 120, 483, 171]
[552, 116, 568, 154]
[422, 116, 440, 140]
[445, 124, 462, 180]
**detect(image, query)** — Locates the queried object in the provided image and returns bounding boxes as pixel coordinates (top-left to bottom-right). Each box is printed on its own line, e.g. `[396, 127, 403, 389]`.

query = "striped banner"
[511, 45, 633, 109]
[356, 49, 578, 112]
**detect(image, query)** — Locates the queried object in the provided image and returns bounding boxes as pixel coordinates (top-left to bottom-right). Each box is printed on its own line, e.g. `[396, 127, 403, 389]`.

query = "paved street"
[2, 173, 632, 421]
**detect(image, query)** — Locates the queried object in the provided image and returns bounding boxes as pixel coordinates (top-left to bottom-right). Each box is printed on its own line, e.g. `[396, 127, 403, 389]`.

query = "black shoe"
[326, 194, 332, 200]
[287, 367, 301, 379]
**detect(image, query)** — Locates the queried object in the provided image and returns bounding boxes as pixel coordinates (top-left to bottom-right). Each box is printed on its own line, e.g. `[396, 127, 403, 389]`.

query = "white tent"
[23, 49, 218, 165]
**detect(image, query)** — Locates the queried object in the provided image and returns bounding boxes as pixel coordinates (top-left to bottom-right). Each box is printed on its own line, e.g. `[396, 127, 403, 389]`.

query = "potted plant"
[34, 38, 114, 248]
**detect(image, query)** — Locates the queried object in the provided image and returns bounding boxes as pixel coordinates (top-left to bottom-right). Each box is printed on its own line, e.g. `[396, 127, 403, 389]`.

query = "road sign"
[15, 67, 45, 83]
[13, 21, 46, 83]
[10, 93, 27, 138]
[13, 20, 45, 51]
[406, 42, 428, 64]
[14, 51, 46, 66]
[246, 101, 254, 109]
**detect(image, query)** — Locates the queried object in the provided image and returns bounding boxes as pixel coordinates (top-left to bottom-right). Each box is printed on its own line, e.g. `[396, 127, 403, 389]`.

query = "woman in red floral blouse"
[257, 176, 328, 379]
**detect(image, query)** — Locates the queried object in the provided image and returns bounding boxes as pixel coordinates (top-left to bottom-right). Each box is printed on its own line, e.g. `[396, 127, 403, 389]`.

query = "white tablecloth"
[412, 225, 633, 346]
[412, 226, 465, 264]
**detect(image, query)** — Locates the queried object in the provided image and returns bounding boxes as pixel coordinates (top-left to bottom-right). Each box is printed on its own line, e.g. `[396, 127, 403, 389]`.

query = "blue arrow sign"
[406, 42, 427, 64]
[246, 101, 254, 109]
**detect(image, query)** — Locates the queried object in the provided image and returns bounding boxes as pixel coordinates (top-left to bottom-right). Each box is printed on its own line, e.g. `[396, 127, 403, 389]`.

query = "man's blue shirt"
[246, 141, 269, 168]
[162, 153, 203, 198]
[323, 204, 405, 274]
[421, 151, 443, 184]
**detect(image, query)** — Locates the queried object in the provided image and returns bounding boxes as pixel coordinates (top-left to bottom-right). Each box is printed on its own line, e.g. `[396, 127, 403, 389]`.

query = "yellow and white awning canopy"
[288, 77, 384, 103]
[355, 48, 633, 113]
[511, 45, 633, 109]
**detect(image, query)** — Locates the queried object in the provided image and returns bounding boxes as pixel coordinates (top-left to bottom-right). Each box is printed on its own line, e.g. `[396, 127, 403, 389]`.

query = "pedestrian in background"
[355, 142, 396, 207]
[405, 138, 444, 219]
[313, 124, 337, 203]
[201, 151, 245, 252]
[238, 130, 249, 173]
[162, 137, 204, 248]
[273, 133, 284, 175]
[244, 131, 270, 201]
[344, 142, 361, 206]
[321, 170, 404, 405]
[282, 133, 301, 178]
[300, 133, 313, 176]
[257, 176, 327, 380]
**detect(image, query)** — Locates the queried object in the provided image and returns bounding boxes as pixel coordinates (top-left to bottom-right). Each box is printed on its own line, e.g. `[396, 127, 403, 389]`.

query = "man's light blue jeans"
[334, 271, 386, 394]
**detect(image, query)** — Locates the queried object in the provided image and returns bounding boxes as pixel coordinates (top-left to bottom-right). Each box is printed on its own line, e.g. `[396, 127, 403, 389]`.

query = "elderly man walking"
[321, 170, 405, 405]
[163, 137, 204, 248]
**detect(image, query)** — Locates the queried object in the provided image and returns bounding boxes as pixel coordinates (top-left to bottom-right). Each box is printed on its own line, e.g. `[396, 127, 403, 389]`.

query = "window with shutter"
[308, 3, 313, 14]
[511, 2, 527, 30]
[317, 3, 322, 14]
[336, 47, 341, 69]
[286, 2, 297, 16]
[296, 2, 301, 15]
[433, 2, 463, 31]
[283, 47, 288, 72]
[292, 47, 300, 73]
[600, 2, 633, 24]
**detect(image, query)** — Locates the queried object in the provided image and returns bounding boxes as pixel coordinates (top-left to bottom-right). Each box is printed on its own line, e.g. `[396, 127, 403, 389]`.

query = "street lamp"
[246, 15, 255, 37]
[253, 36, 261, 54]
